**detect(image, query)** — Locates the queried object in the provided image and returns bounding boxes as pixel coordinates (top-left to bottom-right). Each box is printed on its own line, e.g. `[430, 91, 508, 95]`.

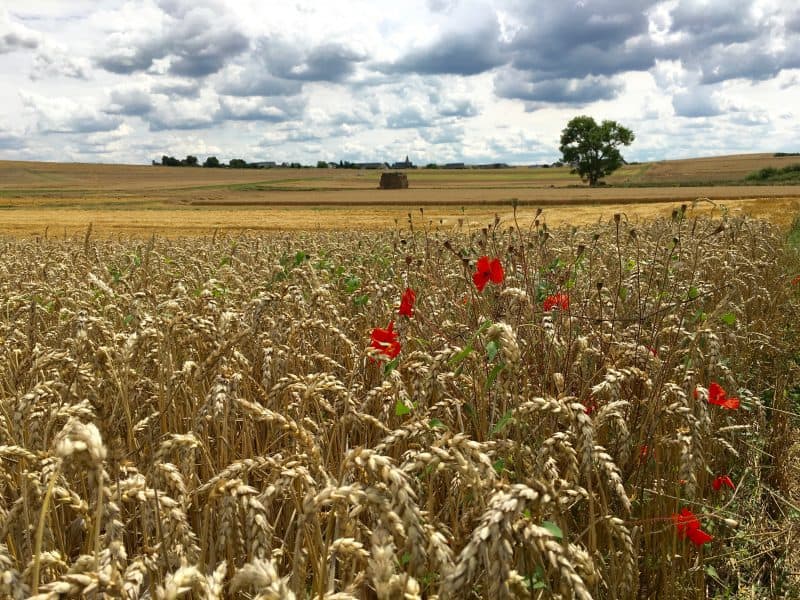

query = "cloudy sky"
[1, 0, 799, 165]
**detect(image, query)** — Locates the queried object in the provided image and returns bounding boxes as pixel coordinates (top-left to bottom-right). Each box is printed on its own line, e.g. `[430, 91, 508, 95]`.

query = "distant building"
[251, 161, 277, 168]
[391, 155, 414, 169]
[444, 162, 466, 169]
[355, 162, 389, 169]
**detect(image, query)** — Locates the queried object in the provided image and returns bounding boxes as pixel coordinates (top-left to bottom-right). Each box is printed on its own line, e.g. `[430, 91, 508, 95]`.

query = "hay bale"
[379, 172, 409, 189]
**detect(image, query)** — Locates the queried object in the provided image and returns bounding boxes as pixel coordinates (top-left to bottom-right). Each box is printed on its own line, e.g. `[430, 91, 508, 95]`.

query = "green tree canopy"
[559, 116, 634, 186]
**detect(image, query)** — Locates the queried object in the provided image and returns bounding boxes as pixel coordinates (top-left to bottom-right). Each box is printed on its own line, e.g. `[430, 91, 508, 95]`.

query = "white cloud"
[0, 1, 799, 164]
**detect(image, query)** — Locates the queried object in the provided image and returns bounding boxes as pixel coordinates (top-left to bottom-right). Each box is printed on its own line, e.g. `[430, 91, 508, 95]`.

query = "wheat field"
[1, 208, 799, 599]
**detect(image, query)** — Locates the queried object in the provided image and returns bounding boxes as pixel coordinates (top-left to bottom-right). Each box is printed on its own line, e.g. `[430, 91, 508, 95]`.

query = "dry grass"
[1, 208, 799, 598]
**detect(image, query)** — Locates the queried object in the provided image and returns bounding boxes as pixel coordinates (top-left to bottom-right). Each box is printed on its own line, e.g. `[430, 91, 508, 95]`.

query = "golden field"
[1, 153, 800, 236]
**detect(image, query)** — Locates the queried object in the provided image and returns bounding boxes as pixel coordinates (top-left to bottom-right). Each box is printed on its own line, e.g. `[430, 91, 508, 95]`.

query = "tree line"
[154, 156, 305, 169]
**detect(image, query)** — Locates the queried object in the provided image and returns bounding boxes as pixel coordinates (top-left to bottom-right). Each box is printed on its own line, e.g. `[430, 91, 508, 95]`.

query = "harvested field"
[2, 157, 800, 236]
[1, 215, 799, 598]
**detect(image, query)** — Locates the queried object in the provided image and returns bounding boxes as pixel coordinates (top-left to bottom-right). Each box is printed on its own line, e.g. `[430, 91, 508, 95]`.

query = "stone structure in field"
[379, 172, 409, 189]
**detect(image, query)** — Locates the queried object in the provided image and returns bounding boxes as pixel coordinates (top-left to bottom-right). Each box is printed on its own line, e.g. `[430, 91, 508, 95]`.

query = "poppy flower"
[543, 293, 570, 312]
[792, 275, 800, 286]
[672, 508, 713, 547]
[472, 256, 504, 292]
[712, 475, 735, 491]
[707, 382, 740, 410]
[370, 321, 401, 360]
[398, 287, 416, 318]
[583, 397, 598, 416]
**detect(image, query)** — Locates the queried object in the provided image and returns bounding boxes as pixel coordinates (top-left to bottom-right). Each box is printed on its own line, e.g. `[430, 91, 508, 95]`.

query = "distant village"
[153, 154, 564, 170]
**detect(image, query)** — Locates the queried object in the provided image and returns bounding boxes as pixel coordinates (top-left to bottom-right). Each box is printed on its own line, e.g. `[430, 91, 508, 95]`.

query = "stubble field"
[2, 153, 800, 236]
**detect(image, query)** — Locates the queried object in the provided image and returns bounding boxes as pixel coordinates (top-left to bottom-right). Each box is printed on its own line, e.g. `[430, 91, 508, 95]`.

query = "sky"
[1, 0, 799, 166]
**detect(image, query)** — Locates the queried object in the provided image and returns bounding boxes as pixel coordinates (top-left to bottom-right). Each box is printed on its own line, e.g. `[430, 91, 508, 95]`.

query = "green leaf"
[486, 363, 506, 389]
[293, 251, 308, 266]
[344, 275, 360, 293]
[486, 340, 499, 362]
[463, 403, 475, 417]
[400, 552, 411, 566]
[428, 418, 446, 429]
[476, 319, 494, 335]
[542, 520, 563, 540]
[383, 357, 400, 375]
[705, 565, 720, 580]
[394, 399, 411, 416]
[618, 287, 628, 301]
[492, 458, 505, 475]
[720, 312, 736, 326]
[353, 294, 369, 307]
[449, 344, 473, 366]
[490, 410, 514, 436]
[688, 286, 699, 300]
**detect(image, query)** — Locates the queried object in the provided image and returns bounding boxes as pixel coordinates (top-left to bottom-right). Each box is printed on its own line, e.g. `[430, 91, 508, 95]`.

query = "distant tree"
[229, 158, 248, 168]
[182, 155, 199, 166]
[425, 163, 438, 169]
[203, 156, 221, 168]
[559, 116, 634, 186]
[161, 155, 180, 167]
[317, 160, 329, 168]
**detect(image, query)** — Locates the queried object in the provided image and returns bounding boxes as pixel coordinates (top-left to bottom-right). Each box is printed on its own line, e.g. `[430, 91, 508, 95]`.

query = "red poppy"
[583, 397, 598, 415]
[712, 475, 735, 491]
[543, 293, 570, 312]
[707, 382, 740, 410]
[370, 321, 401, 360]
[672, 508, 713, 546]
[398, 287, 416, 318]
[472, 256, 504, 292]
[792, 275, 800, 286]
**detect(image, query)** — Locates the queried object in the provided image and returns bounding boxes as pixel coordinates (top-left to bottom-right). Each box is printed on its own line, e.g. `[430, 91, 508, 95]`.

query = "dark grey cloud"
[152, 79, 202, 98]
[695, 42, 800, 84]
[495, 70, 623, 105]
[0, 11, 40, 54]
[1, 30, 39, 53]
[106, 88, 153, 116]
[218, 72, 303, 97]
[259, 130, 323, 147]
[217, 96, 305, 122]
[386, 105, 433, 129]
[379, 18, 504, 76]
[420, 124, 464, 144]
[669, 0, 761, 47]
[249, 37, 366, 83]
[44, 113, 123, 134]
[507, 1, 659, 81]
[147, 112, 216, 132]
[672, 89, 723, 118]
[437, 99, 478, 118]
[96, 3, 248, 77]
[0, 130, 25, 150]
